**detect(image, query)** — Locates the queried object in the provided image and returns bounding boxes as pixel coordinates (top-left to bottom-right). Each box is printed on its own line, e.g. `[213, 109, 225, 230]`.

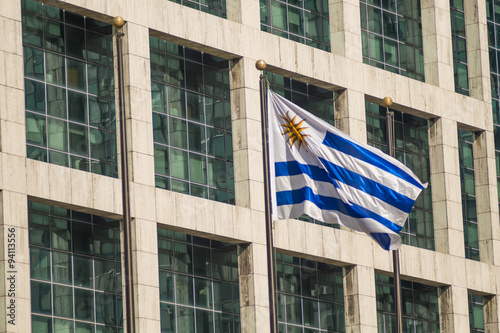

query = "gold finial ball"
[382, 96, 393, 108]
[112, 16, 125, 29]
[256, 60, 267, 71]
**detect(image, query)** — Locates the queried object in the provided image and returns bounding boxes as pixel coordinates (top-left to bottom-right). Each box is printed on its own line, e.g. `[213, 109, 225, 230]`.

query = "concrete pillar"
[119, 22, 160, 331]
[226, 0, 260, 30]
[421, 0, 455, 90]
[465, 0, 491, 101]
[474, 130, 500, 265]
[230, 58, 265, 212]
[343, 265, 377, 333]
[335, 89, 367, 143]
[484, 295, 500, 333]
[238, 243, 271, 333]
[0, 192, 30, 333]
[428, 118, 464, 256]
[0, 1, 30, 331]
[329, 0, 363, 62]
[438, 286, 469, 333]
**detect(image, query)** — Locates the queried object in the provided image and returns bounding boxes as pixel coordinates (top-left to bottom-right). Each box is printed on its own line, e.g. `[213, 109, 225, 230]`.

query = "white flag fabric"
[267, 89, 427, 250]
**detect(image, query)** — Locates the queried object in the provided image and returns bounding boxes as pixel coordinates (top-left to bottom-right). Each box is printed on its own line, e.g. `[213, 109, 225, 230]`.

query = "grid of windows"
[275, 253, 345, 333]
[469, 294, 485, 333]
[458, 129, 479, 261]
[450, 0, 469, 95]
[157, 228, 240, 333]
[260, 0, 331, 52]
[265, 71, 339, 229]
[360, 0, 425, 82]
[29, 202, 123, 333]
[166, 0, 227, 18]
[22, 0, 117, 178]
[376, 274, 440, 333]
[366, 102, 434, 250]
[486, 0, 500, 214]
[150, 37, 234, 204]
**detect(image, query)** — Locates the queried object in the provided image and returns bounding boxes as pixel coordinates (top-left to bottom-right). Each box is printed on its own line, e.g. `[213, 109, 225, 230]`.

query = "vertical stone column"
[344, 265, 377, 333]
[329, 0, 363, 62]
[238, 243, 271, 333]
[231, 58, 265, 212]
[428, 118, 464, 256]
[474, 130, 500, 265]
[438, 286, 469, 333]
[231, 58, 270, 332]
[0, 0, 30, 332]
[465, 0, 491, 101]
[484, 295, 500, 333]
[421, 0, 455, 90]
[226, 0, 260, 29]
[335, 89, 367, 143]
[119, 22, 160, 331]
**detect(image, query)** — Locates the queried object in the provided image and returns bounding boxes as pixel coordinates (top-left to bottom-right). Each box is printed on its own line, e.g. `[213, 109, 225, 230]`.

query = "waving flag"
[268, 90, 427, 250]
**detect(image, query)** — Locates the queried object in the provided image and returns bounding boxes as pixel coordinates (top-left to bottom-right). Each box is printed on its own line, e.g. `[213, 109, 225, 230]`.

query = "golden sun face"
[280, 111, 310, 150]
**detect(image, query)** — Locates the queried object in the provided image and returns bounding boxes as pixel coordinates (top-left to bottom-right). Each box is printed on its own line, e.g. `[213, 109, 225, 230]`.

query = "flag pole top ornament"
[256, 60, 267, 71]
[112, 16, 125, 28]
[382, 97, 393, 108]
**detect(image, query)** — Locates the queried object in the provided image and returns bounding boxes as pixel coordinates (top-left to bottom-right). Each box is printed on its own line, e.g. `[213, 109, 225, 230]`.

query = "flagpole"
[256, 60, 278, 333]
[383, 97, 403, 333]
[114, 17, 136, 333]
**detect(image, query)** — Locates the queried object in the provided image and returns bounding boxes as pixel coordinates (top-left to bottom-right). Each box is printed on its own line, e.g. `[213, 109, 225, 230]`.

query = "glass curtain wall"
[450, 0, 469, 95]
[360, 0, 425, 81]
[376, 274, 440, 333]
[165, 0, 227, 18]
[150, 37, 234, 204]
[22, 0, 117, 177]
[468, 294, 485, 333]
[29, 202, 123, 332]
[458, 129, 479, 260]
[486, 0, 500, 214]
[366, 102, 433, 250]
[260, 0, 331, 51]
[275, 253, 345, 333]
[157, 228, 240, 333]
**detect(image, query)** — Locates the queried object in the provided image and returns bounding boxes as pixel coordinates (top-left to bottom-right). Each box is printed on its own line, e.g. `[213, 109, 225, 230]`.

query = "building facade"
[1, 0, 500, 332]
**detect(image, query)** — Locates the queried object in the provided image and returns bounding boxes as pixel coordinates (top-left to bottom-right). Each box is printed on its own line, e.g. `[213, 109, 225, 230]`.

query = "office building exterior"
[1, 0, 500, 332]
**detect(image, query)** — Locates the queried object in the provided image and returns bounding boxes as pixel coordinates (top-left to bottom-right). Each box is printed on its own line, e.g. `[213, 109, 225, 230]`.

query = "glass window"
[366, 102, 434, 250]
[468, 293, 485, 333]
[260, 0, 330, 52]
[165, 0, 226, 18]
[151, 37, 234, 204]
[486, 0, 500, 217]
[29, 201, 122, 332]
[22, 0, 117, 177]
[459, 129, 479, 260]
[360, 0, 425, 81]
[158, 227, 240, 332]
[275, 253, 345, 332]
[451, 1, 469, 95]
[376, 274, 440, 333]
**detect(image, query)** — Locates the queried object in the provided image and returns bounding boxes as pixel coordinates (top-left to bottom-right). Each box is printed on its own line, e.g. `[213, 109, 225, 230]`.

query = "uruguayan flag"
[268, 90, 427, 250]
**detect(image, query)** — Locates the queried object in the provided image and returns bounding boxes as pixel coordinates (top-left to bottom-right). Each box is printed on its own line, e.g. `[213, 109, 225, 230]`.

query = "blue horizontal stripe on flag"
[322, 131, 424, 190]
[370, 233, 391, 250]
[318, 157, 414, 213]
[275, 161, 334, 184]
[276, 186, 403, 234]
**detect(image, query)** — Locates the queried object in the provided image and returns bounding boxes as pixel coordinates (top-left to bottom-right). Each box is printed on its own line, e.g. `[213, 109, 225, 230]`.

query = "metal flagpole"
[383, 97, 403, 333]
[256, 59, 278, 333]
[113, 17, 136, 333]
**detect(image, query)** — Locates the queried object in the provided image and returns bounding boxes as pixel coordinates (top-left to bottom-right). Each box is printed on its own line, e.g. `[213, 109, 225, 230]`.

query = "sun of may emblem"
[280, 111, 310, 150]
